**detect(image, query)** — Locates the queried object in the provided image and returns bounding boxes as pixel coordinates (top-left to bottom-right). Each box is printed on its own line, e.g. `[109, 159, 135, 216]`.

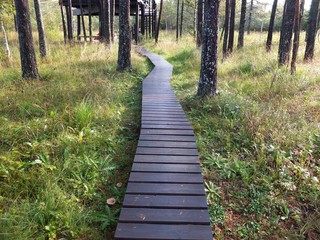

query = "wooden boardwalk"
[114, 49, 212, 240]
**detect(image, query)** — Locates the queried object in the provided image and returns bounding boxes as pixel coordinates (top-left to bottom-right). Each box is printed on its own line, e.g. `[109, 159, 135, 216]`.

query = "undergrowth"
[0, 32, 149, 239]
[145, 31, 320, 239]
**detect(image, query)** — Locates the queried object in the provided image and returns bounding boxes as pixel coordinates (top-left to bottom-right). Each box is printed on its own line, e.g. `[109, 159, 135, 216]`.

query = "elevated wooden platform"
[114, 49, 212, 240]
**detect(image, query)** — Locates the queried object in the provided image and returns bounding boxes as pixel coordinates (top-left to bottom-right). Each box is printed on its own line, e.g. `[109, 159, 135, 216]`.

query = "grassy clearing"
[0, 31, 149, 239]
[145, 31, 320, 239]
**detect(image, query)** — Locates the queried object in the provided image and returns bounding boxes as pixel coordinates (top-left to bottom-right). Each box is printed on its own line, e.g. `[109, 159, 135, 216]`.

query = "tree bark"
[180, 0, 184, 38]
[100, 0, 111, 44]
[247, 0, 253, 34]
[291, 0, 303, 74]
[223, 0, 230, 59]
[14, 0, 39, 79]
[266, 0, 278, 52]
[34, 0, 47, 57]
[278, 0, 296, 67]
[227, 0, 235, 53]
[237, 0, 246, 49]
[155, 0, 163, 43]
[117, 0, 131, 71]
[198, 0, 220, 97]
[1, 21, 11, 60]
[110, 0, 115, 42]
[194, 0, 197, 38]
[196, 0, 203, 48]
[176, 0, 179, 41]
[304, 0, 320, 61]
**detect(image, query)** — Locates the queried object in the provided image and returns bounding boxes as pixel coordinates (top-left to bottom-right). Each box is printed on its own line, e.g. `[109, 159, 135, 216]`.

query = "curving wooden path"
[114, 49, 212, 240]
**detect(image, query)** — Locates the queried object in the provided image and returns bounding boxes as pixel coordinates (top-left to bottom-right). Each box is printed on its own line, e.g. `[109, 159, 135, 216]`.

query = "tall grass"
[0, 32, 149, 239]
[146, 31, 320, 239]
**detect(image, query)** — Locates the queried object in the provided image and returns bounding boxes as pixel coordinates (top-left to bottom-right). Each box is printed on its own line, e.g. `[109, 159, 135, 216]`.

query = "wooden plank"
[138, 140, 197, 148]
[139, 134, 195, 142]
[141, 117, 189, 122]
[142, 124, 192, 130]
[131, 163, 201, 173]
[134, 155, 199, 164]
[126, 182, 206, 195]
[123, 194, 208, 209]
[119, 208, 210, 224]
[129, 172, 203, 183]
[136, 147, 198, 156]
[141, 120, 190, 125]
[115, 223, 213, 240]
[140, 129, 194, 136]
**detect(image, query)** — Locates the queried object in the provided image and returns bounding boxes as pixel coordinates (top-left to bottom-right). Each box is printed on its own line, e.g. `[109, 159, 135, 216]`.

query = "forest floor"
[0, 32, 150, 239]
[0, 30, 319, 240]
[145, 32, 320, 239]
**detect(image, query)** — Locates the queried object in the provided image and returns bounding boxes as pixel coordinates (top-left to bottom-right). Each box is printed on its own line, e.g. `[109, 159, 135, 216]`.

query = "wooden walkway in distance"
[114, 48, 212, 240]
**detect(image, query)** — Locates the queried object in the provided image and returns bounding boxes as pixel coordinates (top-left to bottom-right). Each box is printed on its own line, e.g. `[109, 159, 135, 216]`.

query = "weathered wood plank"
[129, 172, 203, 183]
[140, 129, 194, 136]
[126, 182, 206, 195]
[131, 163, 201, 173]
[119, 208, 210, 224]
[136, 147, 198, 156]
[139, 134, 195, 142]
[134, 155, 199, 164]
[115, 223, 213, 240]
[138, 140, 197, 148]
[142, 124, 193, 130]
[123, 194, 208, 209]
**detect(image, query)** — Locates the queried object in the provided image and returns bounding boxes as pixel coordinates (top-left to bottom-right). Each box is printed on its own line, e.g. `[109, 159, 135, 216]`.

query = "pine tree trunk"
[110, 0, 115, 42]
[194, 0, 197, 38]
[227, 0, 235, 53]
[100, 0, 111, 44]
[223, 0, 230, 59]
[237, 0, 246, 49]
[14, 0, 39, 79]
[247, 0, 253, 34]
[304, 0, 320, 60]
[291, 0, 302, 74]
[278, 0, 296, 66]
[155, 0, 163, 43]
[176, 0, 179, 41]
[1, 21, 11, 60]
[266, 0, 278, 51]
[180, 0, 184, 38]
[197, 0, 220, 97]
[34, 0, 47, 57]
[196, 0, 203, 48]
[117, 0, 131, 71]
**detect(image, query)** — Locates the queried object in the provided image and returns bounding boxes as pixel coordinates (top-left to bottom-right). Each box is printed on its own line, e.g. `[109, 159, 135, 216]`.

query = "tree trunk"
[1, 21, 11, 60]
[155, 0, 163, 43]
[117, 0, 131, 71]
[223, 0, 230, 59]
[237, 0, 246, 49]
[197, 0, 220, 97]
[278, 0, 296, 67]
[194, 0, 197, 38]
[266, 0, 278, 51]
[176, 0, 179, 41]
[152, 0, 156, 37]
[196, 0, 203, 48]
[34, 0, 47, 57]
[100, 0, 111, 44]
[304, 0, 320, 61]
[14, 0, 39, 79]
[60, 3, 67, 44]
[247, 0, 253, 34]
[227, 0, 235, 53]
[149, 3, 151, 38]
[110, 0, 115, 42]
[180, 0, 184, 38]
[291, 0, 303, 74]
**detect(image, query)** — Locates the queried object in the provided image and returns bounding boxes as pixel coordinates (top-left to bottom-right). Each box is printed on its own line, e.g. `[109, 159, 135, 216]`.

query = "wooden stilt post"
[60, 2, 67, 44]
[88, 0, 92, 42]
[80, 0, 87, 41]
[77, 15, 81, 40]
[149, 2, 151, 38]
[110, 0, 115, 42]
[141, 4, 145, 36]
[67, 0, 73, 43]
[135, 3, 139, 43]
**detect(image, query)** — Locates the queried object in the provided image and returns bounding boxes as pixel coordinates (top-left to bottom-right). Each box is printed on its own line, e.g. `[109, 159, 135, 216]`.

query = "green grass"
[0, 31, 149, 239]
[145, 31, 320, 239]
